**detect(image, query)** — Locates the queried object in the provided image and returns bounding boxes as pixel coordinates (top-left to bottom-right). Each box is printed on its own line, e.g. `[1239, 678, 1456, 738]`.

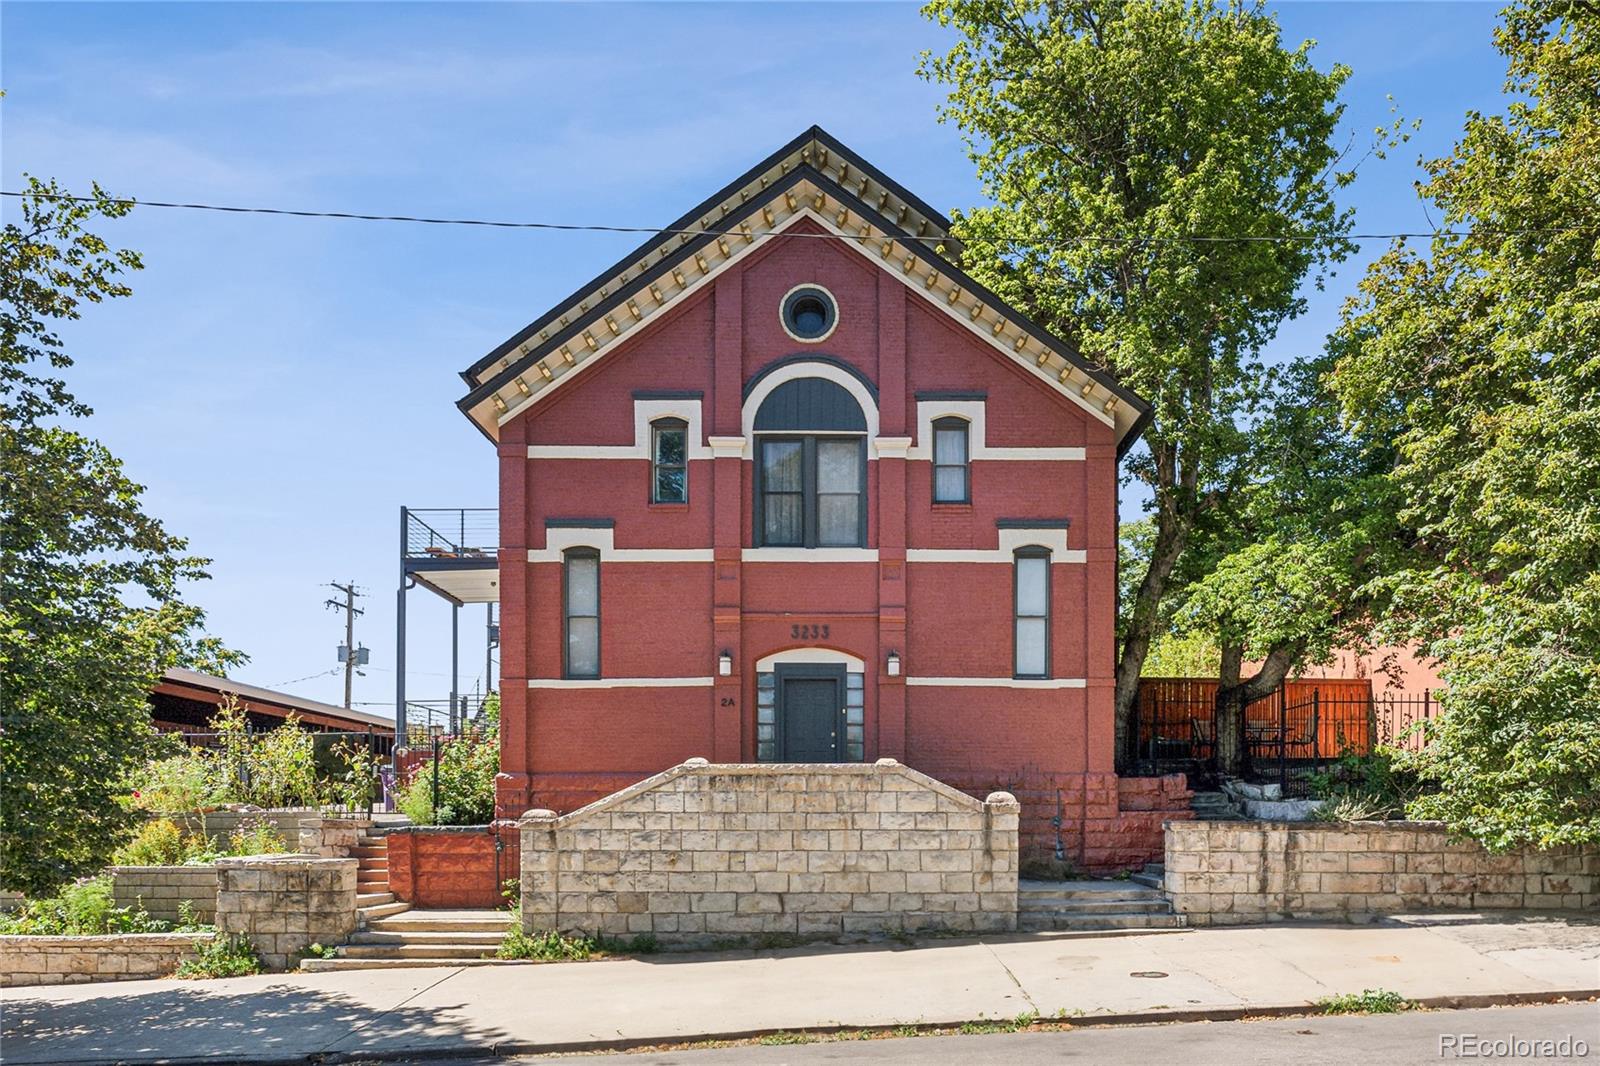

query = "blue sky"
[2, 2, 1508, 716]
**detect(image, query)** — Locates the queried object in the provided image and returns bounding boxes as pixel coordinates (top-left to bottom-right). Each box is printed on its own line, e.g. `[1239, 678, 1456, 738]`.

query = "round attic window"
[781, 285, 838, 342]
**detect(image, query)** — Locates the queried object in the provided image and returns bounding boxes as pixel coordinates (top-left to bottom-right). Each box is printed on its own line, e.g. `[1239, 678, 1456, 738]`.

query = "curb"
[34, 988, 1598, 1066]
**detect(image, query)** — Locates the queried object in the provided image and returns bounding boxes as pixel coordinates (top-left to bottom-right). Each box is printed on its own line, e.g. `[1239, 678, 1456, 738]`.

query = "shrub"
[0, 877, 169, 935]
[226, 817, 287, 857]
[174, 933, 262, 979]
[1307, 748, 1418, 821]
[396, 724, 499, 826]
[497, 926, 597, 961]
[114, 818, 218, 866]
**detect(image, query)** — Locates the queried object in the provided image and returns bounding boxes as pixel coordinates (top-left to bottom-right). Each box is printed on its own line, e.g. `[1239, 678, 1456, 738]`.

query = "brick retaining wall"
[1, 933, 210, 987]
[109, 866, 217, 923]
[520, 758, 1019, 945]
[387, 826, 519, 908]
[1165, 820, 1600, 925]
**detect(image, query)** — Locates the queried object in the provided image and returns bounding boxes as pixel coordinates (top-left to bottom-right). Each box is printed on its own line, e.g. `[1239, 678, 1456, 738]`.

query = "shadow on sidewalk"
[1, 978, 515, 1064]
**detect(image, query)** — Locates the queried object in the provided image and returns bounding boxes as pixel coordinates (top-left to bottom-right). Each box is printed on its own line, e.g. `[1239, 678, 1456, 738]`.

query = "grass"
[1316, 988, 1414, 1015]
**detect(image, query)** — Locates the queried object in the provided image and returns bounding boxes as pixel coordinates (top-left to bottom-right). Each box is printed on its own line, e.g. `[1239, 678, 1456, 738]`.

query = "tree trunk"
[1214, 642, 1303, 779]
[1112, 461, 1192, 769]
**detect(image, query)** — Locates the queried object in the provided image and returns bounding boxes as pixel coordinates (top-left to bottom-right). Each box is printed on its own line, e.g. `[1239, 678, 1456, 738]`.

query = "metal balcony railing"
[403, 508, 497, 562]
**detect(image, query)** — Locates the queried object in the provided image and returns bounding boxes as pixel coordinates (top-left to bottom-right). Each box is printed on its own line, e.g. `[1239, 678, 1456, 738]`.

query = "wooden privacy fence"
[1136, 677, 1377, 764]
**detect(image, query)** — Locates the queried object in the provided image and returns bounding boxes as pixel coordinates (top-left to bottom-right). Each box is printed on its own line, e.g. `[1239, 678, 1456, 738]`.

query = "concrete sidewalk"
[3, 914, 1596, 1064]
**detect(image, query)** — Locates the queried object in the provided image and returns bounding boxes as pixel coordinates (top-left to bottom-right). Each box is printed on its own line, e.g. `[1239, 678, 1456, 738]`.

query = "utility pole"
[325, 581, 367, 709]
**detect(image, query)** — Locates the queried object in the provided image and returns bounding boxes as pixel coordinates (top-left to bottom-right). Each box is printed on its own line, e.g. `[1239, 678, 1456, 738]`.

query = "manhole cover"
[1130, 971, 1168, 979]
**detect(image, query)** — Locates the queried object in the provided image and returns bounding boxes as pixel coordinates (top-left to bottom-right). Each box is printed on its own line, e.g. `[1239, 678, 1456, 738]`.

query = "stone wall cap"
[214, 854, 357, 868]
[552, 759, 990, 827]
[984, 791, 1020, 808]
[519, 809, 558, 823]
[385, 824, 504, 835]
[108, 865, 218, 873]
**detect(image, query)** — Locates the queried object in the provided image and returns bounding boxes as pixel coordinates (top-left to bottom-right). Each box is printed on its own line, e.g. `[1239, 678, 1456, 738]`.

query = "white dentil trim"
[528, 398, 709, 461]
[755, 648, 867, 672]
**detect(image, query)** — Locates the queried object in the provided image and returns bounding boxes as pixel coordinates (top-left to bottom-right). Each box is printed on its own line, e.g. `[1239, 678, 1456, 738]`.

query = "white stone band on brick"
[528, 677, 716, 688]
[904, 677, 1088, 688]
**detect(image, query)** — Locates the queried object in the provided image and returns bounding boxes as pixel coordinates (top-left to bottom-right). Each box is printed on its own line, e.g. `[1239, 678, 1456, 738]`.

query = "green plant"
[0, 876, 169, 935]
[115, 818, 184, 866]
[497, 926, 597, 961]
[173, 933, 262, 979]
[1308, 748, 1418, 821]
[300, 942, 338, 960]
[172, 899, 212, 933]
[758, 1031, 815, 1046]
[225, 817, 287, 857]
[396, 725, 499, 826]
[1317, 989, 1413, 1015]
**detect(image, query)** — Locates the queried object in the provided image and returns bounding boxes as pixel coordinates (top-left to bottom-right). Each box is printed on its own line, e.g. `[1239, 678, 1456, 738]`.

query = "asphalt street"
[527, 1002, 1599, 1066]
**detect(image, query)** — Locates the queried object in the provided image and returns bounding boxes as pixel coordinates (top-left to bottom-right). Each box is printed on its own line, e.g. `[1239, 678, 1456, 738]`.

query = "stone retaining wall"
[1, 933, 210, 987]
[520, 758, 1019, 945]
[1166, 820, 1600, 925]
[215, 855, 357, 970]
[109, 865, 218, 923]
[297, 816, 370, 857]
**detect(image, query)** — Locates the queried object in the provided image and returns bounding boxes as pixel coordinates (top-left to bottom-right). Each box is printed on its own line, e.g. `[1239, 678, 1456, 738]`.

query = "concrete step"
[358, 901, 411, 922]
[357, 878, 390, 889]
[1018, 912, 1186, 932]
[352, 842, 388, 854]
[1019, 898, 1173, 916]
[299, 957, 510, 972]
[356, 892, 395, 907]
[350, 930, 506, 946]
[367, 914, 509, 934]
[1129, 871, 1165, 890]
[1018, 880, 1167, 904]
[338, 943, 501, 960]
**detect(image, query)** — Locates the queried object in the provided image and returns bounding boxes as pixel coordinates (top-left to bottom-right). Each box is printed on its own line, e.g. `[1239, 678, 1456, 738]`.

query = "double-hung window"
[758, 437, 865, 546]
[932, 417, 970, 503]
[650, 418, 688, 504]
[1013, 548, 1051, 678]
[563, 548, 600, 679]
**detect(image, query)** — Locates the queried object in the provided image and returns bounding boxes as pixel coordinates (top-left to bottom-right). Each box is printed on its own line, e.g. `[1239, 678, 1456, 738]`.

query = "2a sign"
[790, 623, 831, 640]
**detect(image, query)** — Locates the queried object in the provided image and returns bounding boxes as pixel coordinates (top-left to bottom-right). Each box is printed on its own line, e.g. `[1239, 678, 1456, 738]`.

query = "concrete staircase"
[352, 830, 408, 924]
[1129, 862, 1165, 890]
[1017, 879, 1184, 933]
[1190, 790, 1240, 821]
[300, 911, 509, 971]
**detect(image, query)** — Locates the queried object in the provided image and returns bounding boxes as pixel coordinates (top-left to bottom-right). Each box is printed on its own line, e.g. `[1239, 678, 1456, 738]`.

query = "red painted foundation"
[385, 825, 519, 909]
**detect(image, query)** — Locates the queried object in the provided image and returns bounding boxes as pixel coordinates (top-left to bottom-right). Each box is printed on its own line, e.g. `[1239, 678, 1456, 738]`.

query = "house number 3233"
[790, 623, 830, 640]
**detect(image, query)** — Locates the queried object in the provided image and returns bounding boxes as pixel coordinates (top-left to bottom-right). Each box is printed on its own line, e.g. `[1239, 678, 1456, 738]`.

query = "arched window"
[563, 548, 600, 679]
[1013, 547, 1051, 679]
[753, 378, 867, 547]
[932, 416, 970, 503]
[650, 417, 688, 504]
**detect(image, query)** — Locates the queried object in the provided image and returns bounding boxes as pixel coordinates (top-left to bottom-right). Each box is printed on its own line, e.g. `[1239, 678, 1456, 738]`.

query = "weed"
[497, 927, 597, 961]
[174, 934, 262, 979]
[299, 942, 339, 960]
[0, 877, 169, 935]
[1316, 988, 1413, 1015]
[758, 1031, 815, 1046]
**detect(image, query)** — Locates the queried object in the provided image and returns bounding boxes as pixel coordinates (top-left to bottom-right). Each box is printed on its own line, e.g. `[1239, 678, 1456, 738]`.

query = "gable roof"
[457, 125, 1151, 456]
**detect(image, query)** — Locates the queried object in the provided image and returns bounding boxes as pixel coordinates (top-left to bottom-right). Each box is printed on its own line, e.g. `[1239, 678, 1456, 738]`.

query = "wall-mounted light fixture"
[886, 651, 901, 677]
[718, 651, 733, 677]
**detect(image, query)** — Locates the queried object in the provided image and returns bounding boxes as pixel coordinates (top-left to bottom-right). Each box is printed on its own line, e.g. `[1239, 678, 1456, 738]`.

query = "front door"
[777, 666, 844, 762]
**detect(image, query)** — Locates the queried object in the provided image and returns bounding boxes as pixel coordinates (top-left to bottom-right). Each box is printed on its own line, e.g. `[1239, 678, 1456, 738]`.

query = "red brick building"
[453, 128, 1188, 870]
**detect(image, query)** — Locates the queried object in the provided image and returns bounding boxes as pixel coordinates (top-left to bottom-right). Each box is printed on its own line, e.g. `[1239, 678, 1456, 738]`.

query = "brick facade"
[520, 758, 1018, 944]
[480, 134, 1184, 872]
[386, 826, 519, 909]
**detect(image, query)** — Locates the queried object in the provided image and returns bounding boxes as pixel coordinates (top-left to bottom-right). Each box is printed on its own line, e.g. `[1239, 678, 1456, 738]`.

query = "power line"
[1, 189, 1576, 245]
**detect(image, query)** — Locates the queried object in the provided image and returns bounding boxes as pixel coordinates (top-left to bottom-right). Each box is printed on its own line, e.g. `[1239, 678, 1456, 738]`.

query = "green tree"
[920, 0, 1369, 765]
[1, 177, 242, 894]
[1173, 357, 1405, 773]
[1328, 1, 1599, 847]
